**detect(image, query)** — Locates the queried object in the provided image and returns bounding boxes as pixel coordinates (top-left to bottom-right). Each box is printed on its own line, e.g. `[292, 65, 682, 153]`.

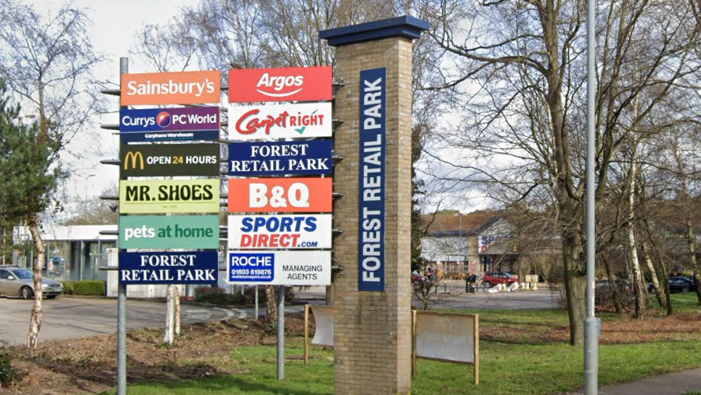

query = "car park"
[0, 266, 63, 299]
[482, 271, 518, 288]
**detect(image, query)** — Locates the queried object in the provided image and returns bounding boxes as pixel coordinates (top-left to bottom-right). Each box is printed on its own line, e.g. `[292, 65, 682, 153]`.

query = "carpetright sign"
[228, 102, 332, 140]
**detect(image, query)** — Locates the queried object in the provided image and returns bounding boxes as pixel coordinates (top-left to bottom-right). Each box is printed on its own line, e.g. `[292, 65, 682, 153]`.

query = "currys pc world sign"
[229, 66, 332, 103]
[120, 107, 220, 143]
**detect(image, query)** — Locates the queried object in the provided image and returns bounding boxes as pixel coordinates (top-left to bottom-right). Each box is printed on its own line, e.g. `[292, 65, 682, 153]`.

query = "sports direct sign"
[228, 66, 332, 103]
[228, 102, 332, 140]
[120, 107, 219, 143]
[227, 251, 331, 285]
[121, 70, 221, 106]
[228, 214, 332, 249]
[228, 177, 332, 213]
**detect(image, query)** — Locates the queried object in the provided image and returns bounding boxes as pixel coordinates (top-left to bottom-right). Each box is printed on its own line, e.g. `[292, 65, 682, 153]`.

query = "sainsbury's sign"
[228, 66, 332, 103]
[228, 177, 332, 213]
[120, 107, 220, 142]
[121, 70, 221, 106]
[228, 102, 332, 140]
[228, 214, 332, 249]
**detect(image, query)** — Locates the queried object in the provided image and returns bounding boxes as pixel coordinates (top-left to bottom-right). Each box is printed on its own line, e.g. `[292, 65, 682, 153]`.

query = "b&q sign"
[121, 70, 221, 106]
[228, 178, 332, 213]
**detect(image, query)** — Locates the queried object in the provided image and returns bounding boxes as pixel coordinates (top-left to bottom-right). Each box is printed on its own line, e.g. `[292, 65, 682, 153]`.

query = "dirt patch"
[0, 314, 314, 395]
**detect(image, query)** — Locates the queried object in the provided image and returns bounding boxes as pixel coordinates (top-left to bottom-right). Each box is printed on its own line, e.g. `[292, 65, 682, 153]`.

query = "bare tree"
[420, 0, 701, 344]
[0, 0, 101, 348]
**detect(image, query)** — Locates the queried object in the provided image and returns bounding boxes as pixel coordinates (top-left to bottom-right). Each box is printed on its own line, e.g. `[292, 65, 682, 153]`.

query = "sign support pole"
[116, 57, 128, 395]
[277, 284, 285, 380]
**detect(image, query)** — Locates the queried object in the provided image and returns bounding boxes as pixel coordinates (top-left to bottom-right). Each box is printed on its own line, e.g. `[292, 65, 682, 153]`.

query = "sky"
[28, 0, 201, 221]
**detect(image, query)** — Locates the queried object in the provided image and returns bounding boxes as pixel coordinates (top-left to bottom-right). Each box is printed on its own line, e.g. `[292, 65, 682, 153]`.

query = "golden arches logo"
[124, 151, 145, 170]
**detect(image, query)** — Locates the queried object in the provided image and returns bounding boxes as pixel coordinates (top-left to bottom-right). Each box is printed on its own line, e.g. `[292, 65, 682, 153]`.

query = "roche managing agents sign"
[119, 251, 218, 285]
[119, 215, 219, 249]
[120, 144, 220, 177]
[119, 107, 219, 143]
[228, 177, 332, 213]
[227, 251, 331, 285]
[228, 103, 332, 140]
[228, 140, 332, 176]
[121, 70, 221, 106]
[228, 66, 332, 103]
[119, 179, 220, 214]
[358, 68, 386, 292]
[228, 214, 332, 249]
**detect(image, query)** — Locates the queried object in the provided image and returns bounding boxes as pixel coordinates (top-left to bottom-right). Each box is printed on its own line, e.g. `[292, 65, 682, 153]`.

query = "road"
[0, 295, 302, 346]
[0, 282, 556, 346]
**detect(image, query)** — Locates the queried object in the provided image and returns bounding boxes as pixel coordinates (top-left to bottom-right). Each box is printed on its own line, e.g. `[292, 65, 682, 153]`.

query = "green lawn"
[101, 293, 701, 395]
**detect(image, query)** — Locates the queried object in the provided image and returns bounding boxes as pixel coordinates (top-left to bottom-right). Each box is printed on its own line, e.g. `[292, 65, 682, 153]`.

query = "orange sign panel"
[121, 70, 221, 106]
[228, 178, 332, 213]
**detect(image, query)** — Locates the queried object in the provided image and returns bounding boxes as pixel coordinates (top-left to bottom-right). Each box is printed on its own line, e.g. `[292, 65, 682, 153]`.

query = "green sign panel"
[120, 143, 220, 178]
[119, 215, 220, 249]
[119, 179, 220, 214]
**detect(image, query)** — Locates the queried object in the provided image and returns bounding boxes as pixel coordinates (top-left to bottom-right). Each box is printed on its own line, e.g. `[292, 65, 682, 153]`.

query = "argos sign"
[228, 177, 332, 213]
[229, 66, 332, 103]
[228, 214, 332, 249]
[228, 103, 332, 140]
[121, 70, 220, 106]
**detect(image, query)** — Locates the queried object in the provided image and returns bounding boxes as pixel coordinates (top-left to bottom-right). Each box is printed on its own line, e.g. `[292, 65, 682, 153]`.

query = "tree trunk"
[626, 153, 646, 318]
[26, 214, 45, 349]
[266, 285, 277, 322]
[641, 239, 666, 309]
[686, 215, 701, 304]
[164, 284, 174, 345]
[174, 286, 181, 336]
[602, 252, 624, 314]
[562, 230, 586, 346]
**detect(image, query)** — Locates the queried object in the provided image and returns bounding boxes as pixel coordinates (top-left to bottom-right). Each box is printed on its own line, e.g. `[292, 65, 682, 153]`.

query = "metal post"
[584, 0, 599, 393]
[116, 56, 128, 395]
[277, 285, 285, 380]
[254, 285, 259, 320]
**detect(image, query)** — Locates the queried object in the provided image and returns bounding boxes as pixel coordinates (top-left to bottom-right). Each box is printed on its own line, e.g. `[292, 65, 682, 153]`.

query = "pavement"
[295, 285, 701, 395]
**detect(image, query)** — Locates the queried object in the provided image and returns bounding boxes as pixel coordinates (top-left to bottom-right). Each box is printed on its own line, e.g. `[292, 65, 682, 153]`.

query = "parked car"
[0, 266, 63, 299]
[668, 276, 696, 294]
[482, 271, 518, 288]
[411, 271, 429, 286]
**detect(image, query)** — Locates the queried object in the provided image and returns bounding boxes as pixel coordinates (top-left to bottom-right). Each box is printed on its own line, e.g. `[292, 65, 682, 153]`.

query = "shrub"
[72, 281, 106, 296]
[60, 281, 75, 294]
[0, 352, 24, 387]
[195, 292, 249, 305]
[194, 286, 225, 297]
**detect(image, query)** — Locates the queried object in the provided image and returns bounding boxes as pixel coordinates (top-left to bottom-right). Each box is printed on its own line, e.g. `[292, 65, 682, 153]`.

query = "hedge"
[60, 281, 106, 296]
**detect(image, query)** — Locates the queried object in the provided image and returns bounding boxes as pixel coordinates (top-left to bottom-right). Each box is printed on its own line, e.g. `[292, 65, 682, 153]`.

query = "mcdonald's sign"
[120, 144, 220, 178]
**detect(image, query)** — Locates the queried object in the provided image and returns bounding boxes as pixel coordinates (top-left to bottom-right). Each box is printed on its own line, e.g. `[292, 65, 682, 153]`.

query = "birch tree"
[0, 0, 101, 348]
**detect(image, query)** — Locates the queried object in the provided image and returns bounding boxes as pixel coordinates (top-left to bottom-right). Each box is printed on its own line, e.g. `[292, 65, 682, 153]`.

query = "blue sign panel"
[228, 252, 275, 283]
[120, 107, 220, 143]
[228, 140, 333, 176]
[358, 68, 386, 292]
[118, 251, 218, 285]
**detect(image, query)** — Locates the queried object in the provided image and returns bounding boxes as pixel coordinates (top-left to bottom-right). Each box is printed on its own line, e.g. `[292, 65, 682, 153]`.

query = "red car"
[411, 272, 429, 285]
[483, 271, 518, 288]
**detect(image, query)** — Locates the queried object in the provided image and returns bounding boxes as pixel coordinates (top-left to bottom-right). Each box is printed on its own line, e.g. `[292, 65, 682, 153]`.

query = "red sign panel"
[121, 70, 221, 106]
[228, 66, 333, 103]
[228, 178, 332, 213]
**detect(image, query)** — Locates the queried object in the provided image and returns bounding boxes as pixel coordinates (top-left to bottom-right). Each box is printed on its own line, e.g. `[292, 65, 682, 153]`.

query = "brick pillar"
[320, 17, 428, 395]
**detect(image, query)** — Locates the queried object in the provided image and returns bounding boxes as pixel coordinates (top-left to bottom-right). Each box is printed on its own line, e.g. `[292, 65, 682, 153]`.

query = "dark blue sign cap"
[320, 16, 429, 47]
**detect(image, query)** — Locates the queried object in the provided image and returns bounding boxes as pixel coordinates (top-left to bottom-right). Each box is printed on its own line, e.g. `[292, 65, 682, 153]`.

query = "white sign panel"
[228, 102, 332, 140]
[416, 312, 477, 364]
[227, 250, 331, 286]
[228, 214, 332, 250]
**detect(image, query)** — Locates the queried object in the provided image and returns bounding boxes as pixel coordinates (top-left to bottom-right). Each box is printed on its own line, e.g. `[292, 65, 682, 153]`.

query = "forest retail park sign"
[228, 140, 332, 176]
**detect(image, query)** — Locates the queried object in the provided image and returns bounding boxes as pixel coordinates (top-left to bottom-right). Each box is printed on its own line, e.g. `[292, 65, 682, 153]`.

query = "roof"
[421, 210, 500, 236]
